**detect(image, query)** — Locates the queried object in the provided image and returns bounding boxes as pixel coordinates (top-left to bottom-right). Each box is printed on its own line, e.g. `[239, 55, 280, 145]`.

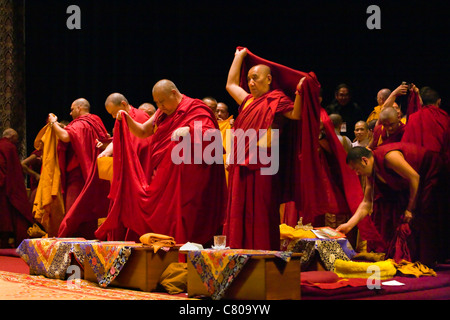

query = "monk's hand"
[295, 77, 306, 95]
[336, 223, 351, 234]
[235, 47, 247, 57]
[116, 110, 128, 120]
[393, 83, 408, 97]
[402, 210, 413, 223]
[48, 113, 57, 125]
[171, 126, 190, 141]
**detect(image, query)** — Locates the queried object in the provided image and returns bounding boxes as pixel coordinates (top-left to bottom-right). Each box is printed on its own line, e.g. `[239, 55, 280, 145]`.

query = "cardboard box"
[84, 246, 179, 292]
[187, 253, 302, 300]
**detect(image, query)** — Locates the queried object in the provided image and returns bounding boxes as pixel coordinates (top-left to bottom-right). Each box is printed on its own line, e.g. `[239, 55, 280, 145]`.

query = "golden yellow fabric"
[279, 223, 316, 240]
[333, 259, 397, 280]
[139, 233, 176, 253]
[159, 262, 187, 294]
[32, 124, 65, 237]
[218, 116, 233, 185]
[366, 105, 382, 122]
[97, 156, 113, 181]
[392, 260, 437, 277]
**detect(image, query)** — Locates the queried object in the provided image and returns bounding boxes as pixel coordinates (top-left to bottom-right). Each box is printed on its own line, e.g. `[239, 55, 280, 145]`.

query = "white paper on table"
[381, 280, 405, 286]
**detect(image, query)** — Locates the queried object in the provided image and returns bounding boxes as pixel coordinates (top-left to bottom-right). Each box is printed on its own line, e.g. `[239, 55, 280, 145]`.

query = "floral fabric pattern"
[188, 249, 293, 300]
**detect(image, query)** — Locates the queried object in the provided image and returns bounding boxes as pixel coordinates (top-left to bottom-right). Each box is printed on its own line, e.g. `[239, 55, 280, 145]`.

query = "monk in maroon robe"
[95, 80, 226, 246]
[97, 93, 152, 241]
[0, 129, 34, 247]
[369, 106, 405, 150]
[223, 47, 315, 250]
[48, 98, 111, 239]
[338, 143, 445, 265]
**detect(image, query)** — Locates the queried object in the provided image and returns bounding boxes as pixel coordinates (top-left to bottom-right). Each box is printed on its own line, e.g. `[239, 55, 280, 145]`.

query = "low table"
[186, 249, 302, 300]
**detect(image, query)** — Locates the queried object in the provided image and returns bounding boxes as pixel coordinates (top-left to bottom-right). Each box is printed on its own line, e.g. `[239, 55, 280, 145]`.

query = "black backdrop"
[24, 0, 450, 152]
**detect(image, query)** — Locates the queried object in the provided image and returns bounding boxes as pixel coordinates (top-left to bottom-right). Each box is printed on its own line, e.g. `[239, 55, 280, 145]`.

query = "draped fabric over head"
[95, 96, 227, 245]
[236, 47, 383, 246]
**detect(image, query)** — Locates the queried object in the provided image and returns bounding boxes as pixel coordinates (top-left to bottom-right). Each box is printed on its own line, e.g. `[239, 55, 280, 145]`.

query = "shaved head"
[152, 79, 183, 115]
[377, 88, 391, 105]
[2, 128, 19, 145]
[247, 64, 272, 98]
[73, 98, 90, 111]
[379, 106, 399, 122]
[105, 93, 129, 106]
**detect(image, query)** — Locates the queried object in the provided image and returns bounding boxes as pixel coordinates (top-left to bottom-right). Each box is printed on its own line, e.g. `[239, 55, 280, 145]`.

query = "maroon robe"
[0, 138, 34, 246]
[402, 104, 450, 166]
[371, 142, 444, 264]
[369, 122, 406, 151]
[57, 114, 111, 239]
[95, 95, 227, 246]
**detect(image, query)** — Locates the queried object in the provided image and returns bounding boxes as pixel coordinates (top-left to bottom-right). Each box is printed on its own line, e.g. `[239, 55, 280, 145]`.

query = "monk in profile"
[95, 80, 226, 246]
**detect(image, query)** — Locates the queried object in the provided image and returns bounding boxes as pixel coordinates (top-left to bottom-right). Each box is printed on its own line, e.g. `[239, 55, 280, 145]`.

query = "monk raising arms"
[223, 47, 305, 251]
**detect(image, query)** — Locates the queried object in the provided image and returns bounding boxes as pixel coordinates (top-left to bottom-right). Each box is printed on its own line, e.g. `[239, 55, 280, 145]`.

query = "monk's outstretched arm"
[384, 150, 419, 223]
[226, 48, 249, 106]
[48, 113, 70, 142]
[118, 111, 155, 138]
[337, 179, 373, 234]
[283, 77, 305, 120]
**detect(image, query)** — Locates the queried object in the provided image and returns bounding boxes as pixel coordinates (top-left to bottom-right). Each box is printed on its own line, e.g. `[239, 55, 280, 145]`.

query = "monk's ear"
[267, 74, 272, 85]
[437, 98, 441, 107]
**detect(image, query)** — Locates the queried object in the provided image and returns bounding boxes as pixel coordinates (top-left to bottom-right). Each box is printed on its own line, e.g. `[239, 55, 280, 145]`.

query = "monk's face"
[354, 123, 369, 142]
[153, 89, 179, 115]
[335, 88, 350, 106]
[348, 157, 373, 177]
[105, 101, 122, 119]
[247, 65, 272, 99]
[380, 115, 400, 136]
[203, 98, 217, 114]
[70, 103, 81, 120]
[216, 103, 229, 120]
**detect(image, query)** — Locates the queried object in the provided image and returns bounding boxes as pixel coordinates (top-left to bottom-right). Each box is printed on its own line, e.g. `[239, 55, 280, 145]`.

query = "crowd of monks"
[1, 47, 448, 267]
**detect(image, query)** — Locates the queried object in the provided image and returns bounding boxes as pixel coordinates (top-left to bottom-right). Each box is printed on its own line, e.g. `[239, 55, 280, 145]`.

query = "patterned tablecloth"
[188, 249, 293, 300]
[16, 238, 141, 287]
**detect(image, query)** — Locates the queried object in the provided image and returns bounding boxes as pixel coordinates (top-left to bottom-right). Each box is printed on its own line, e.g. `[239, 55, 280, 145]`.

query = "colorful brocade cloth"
[188, 249, 293, 300]
[17, 238, 93, 279]
[17, 238, 141, 287]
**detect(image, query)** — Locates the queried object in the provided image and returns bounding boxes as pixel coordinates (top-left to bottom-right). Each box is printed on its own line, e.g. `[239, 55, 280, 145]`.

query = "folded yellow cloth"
[97, 157, 113, 181]
[392, 260, 437, 278]
[334, 259, 397, 280]
[139, 233, 176, 253]
[280, 223, 316, 240]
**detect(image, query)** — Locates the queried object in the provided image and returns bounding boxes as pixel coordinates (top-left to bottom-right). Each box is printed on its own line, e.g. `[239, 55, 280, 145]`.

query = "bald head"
[379, 106, 401, 136]
[329, 113, 343, 129]
[152, 79, 183, 115]
[70, 98, 90, 120]
[138, 103, 156, 116]
[377, 88, 391, 105]
[105, 93, 130, 119]
[2, 128, 19, 145]
[379, 106, 399, 122]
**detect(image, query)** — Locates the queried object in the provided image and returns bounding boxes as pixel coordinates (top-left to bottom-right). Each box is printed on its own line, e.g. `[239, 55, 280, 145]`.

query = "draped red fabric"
[95, 96, 227, 246]
[402, 104, 450, 161]
[57, 114, 111, 239]
[236, 46, 327, 221]
[0, 138, 33, 245]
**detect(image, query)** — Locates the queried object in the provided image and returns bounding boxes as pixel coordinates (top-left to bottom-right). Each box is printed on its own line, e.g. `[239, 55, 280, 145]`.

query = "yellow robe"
[32, 124, 65, 237]
[218, 115, 234, 185]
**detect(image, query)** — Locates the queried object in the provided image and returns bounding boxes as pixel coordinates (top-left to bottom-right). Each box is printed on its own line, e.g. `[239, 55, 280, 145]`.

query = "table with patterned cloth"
[187, 249, 293, 300]
[16, 238, 141, 287]
[283, 238, 356, 271]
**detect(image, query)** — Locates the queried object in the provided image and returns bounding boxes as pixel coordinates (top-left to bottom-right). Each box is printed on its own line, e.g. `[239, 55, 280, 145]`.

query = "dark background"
[24, 0, 450, 152]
